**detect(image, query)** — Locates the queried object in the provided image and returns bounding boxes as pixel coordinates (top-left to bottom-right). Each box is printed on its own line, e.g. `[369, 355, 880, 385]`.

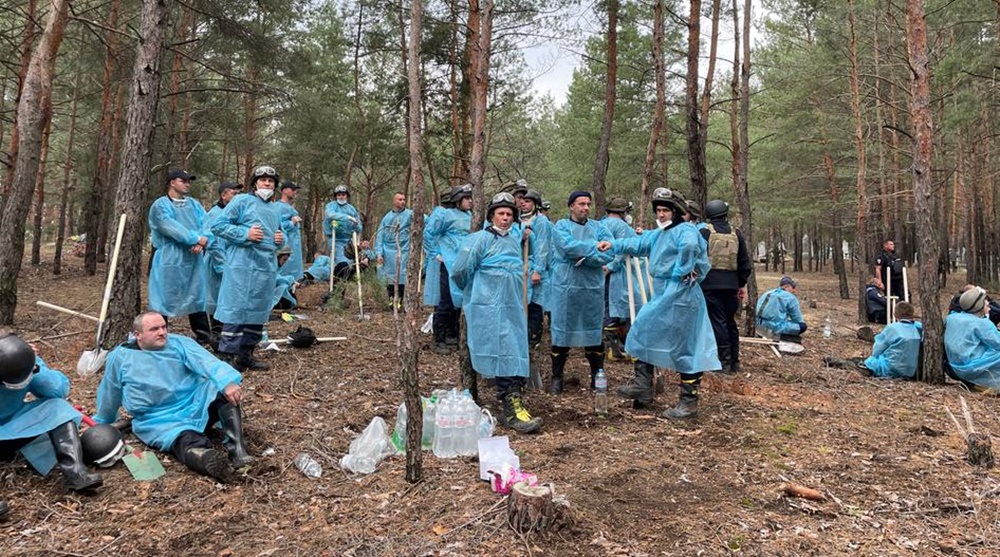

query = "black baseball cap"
[281, 180, 301, 191]
[218, 181, 242, 195]
[168, 169, 196, 181]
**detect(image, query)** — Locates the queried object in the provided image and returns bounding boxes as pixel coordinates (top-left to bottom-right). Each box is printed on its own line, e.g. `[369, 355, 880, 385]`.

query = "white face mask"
[337, 199, 348, 206]
[657, 219, 671, 230]
[255, 188, 274, 201]
[625, 214, 633, 226]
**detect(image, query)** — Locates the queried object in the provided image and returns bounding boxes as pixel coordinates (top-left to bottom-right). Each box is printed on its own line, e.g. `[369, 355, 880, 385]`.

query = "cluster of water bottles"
[391, 388, 495, 459]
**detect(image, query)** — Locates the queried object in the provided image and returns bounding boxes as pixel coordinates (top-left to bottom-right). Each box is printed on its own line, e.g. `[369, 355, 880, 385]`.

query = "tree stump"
[967, 433, 994, 469]
[507, 482, 559, 533]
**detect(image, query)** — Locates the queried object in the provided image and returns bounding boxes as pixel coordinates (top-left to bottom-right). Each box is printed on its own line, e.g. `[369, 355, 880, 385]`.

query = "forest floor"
[2, 250, 999, 557]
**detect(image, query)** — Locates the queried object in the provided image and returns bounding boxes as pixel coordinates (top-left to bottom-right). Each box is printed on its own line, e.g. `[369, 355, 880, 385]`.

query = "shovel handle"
[73, 405, 97, 427]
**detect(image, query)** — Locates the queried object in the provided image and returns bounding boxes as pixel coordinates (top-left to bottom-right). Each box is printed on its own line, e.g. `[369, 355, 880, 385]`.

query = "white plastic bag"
[340, 416, 393, 474]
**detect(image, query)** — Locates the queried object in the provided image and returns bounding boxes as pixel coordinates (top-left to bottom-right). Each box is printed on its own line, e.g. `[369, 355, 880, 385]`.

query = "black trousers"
[170, 396, 226, 465]
[495, 376, 526, 401]
[528, 302, 544, 342]
[433, 262, 459, 342]
[704, 289, 740, 362]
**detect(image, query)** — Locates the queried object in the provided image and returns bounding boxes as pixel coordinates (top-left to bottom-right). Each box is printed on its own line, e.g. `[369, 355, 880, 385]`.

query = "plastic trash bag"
[340, 416, 393, 474]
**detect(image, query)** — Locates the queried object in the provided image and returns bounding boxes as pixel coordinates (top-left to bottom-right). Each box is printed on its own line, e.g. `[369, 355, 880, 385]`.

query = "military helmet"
[522, 189, 543, 206]
[651, 188, 687, 214]
[81, 424, 125, 468]
[487, 192, 518, 221]
[250, 165, 279, 188]
[705, 199, 729, 219]
[0, 334, 37, 390]
[606, 197, 630, 214]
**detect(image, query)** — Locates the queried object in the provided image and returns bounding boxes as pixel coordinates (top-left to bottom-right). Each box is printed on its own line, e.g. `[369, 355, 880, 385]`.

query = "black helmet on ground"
[288, 325, 318, 348]
[0, 334, 37, 390]
[487, 192, 518, 221]
[81, 424, 126, 468]
[705, 199, 729, 219]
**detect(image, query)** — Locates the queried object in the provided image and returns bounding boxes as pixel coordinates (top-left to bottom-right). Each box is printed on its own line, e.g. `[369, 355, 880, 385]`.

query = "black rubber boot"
[549, 348, 568, 394]
[237, 345, 269, 371]
[184, 447, 234, 483]
[716, 345, 735, 375]
[618, 361, 654, 406]
[502, 392, 542, 434]
[585, 345, 605, 390]
[218, 404, 252, 468]
[663, 374, 701, 419]
[604, 326, 625, 361]
[729, 343, 741, 373]
[49, 422, 103, 492]
[222, 352, 246, 373]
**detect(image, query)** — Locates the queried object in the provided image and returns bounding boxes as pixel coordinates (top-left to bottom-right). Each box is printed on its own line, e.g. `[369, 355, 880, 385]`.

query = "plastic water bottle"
[391, 403, 407, 453]
[478, 408, 496, 439]
[421, 396, 436, 450]
[823, 315, 833, 339]
[456, 391, 480, 456]
[432, 393, 456, 458]
[594, 369, 608, 416]
[294, 452, 322, 478]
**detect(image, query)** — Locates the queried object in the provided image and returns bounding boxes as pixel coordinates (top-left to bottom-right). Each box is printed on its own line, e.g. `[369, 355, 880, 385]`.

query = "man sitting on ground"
[866, 276, 887, 324]
[756, 276, 807, 343]
[944, 287, 1000, 393]
[860, 302, 922, 379]
[94, 312, 251, 483]
[948, 284, 1000, 326]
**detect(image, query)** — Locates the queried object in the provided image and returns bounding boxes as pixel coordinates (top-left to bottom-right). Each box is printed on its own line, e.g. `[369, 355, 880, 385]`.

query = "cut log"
[507, 482, 559, 533]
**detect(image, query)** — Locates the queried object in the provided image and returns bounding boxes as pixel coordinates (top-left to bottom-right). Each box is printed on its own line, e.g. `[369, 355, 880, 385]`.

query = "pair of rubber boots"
[618, 362, 700, 419]
[548, 350, 603, 394]
[502, 392, 542, 434]
[50, 421, 104, 492]
[182, 404, 252, 483]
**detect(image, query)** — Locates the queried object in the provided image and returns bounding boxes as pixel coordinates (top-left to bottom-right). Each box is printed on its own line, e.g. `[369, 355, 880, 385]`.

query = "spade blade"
[122, 446, 166, 481]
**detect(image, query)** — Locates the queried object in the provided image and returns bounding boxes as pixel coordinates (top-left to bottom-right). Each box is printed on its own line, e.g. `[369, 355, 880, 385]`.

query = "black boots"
[184, 447, 234, 483]
[585, 346, 604, 389]
[549, 349, 568, 394]
[717, 345, 736, 374]
[603, 325, 625, 361]
[663, 374, 701, 419]
[502, 392, 542, 434]
[237, 345, 269, 371]
[49, 422, 103, 492]
[618, 361, 654, 406]
[218, 404, 252, 468]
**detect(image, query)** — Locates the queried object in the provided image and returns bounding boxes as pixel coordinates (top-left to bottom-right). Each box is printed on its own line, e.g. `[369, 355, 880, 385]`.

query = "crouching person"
[861, 302, 922, 379]
[450, 193, 542, 434]
[0, 333, 103, 494]
[944, 287, 1000, 393]
[756, 276, 807, 343]
[94, 312, 251, 483]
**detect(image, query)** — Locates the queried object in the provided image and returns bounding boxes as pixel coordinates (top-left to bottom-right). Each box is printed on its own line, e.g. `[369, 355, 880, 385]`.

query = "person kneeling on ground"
[859, 302, 922, 379]
[94, 312, 251, 483]
[866, 276, 887, 324]
[944, 287, 1000, 393]
[450, 193, 542, 434]
[756, 276, 807, 343]
[0, 333, 104, 498]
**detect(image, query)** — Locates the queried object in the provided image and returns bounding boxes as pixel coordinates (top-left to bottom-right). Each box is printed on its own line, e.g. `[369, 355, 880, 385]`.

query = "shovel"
[352, 232, 370, 321]
[78, 411, 165, 481]
[77, 214, 127, 375]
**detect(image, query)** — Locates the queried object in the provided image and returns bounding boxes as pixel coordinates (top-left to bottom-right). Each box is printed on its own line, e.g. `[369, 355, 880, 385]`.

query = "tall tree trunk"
[848, 0, 870, 323]
[685, 0, 707, 206]
[84, 0, 120, 275]
[103, 0, 171, 345]
[590, 0, 618, 217]
[401, 0, 427, 484]
[906, 0, 942, 383]
[30, 116, 52, 265]
[735, 0, 756, 335]
[448, 0, 462, 184]
[696, 0, 720, 211]
[0, 0, 69, 325]
[2, 0, 38, 201]
[639, 0, 665, 230]
[241, 65, 259, 187]
[54, 54, 82, 275]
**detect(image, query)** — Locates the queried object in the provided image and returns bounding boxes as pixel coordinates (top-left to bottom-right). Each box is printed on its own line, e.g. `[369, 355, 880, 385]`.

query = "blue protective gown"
[0, 358, 80, 442]
[148, 196, 210, 317]
[451, 227, 531, 379]
[548, 218, 614, 347]
[425, 207, 472, 306]
[864, 320, 922, 379]
[421, 207, 448, 306]
[277, 200, 304, 281]
[210, 194, 282, 325]
[306, 255, 331, 282]
[95, 335, 242, 451]
[756, 288, 805, 335]
[374, 208, 413, 286]
[323, 201, 363, 265]
[612, 223, 721, 373]
[204, 203, 227, 315]
[273, 273, 297, 308]
[522, 213, 552, 309]
[944, 312, 1000, 390]
[602, 216, 645, 319]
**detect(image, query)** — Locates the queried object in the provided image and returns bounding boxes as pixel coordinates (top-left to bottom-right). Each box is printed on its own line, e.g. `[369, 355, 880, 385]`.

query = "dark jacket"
[699, 219, 752, 291]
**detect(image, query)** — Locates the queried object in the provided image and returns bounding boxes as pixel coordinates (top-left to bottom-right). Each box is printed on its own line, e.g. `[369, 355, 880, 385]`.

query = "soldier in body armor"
[699, 200, 752, 373]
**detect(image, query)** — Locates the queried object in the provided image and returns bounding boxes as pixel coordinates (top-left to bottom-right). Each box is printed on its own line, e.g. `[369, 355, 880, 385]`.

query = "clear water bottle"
[594, 369, 608, 416]
[823, 315, 833, 339]
[421, 396, 436, 450]
[456, 390, 480, 456]
[478, 408, 496, 439]
[432, 393, 456, 458]
[294, 452, 322, 478]
[391, 402, 407, 453]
